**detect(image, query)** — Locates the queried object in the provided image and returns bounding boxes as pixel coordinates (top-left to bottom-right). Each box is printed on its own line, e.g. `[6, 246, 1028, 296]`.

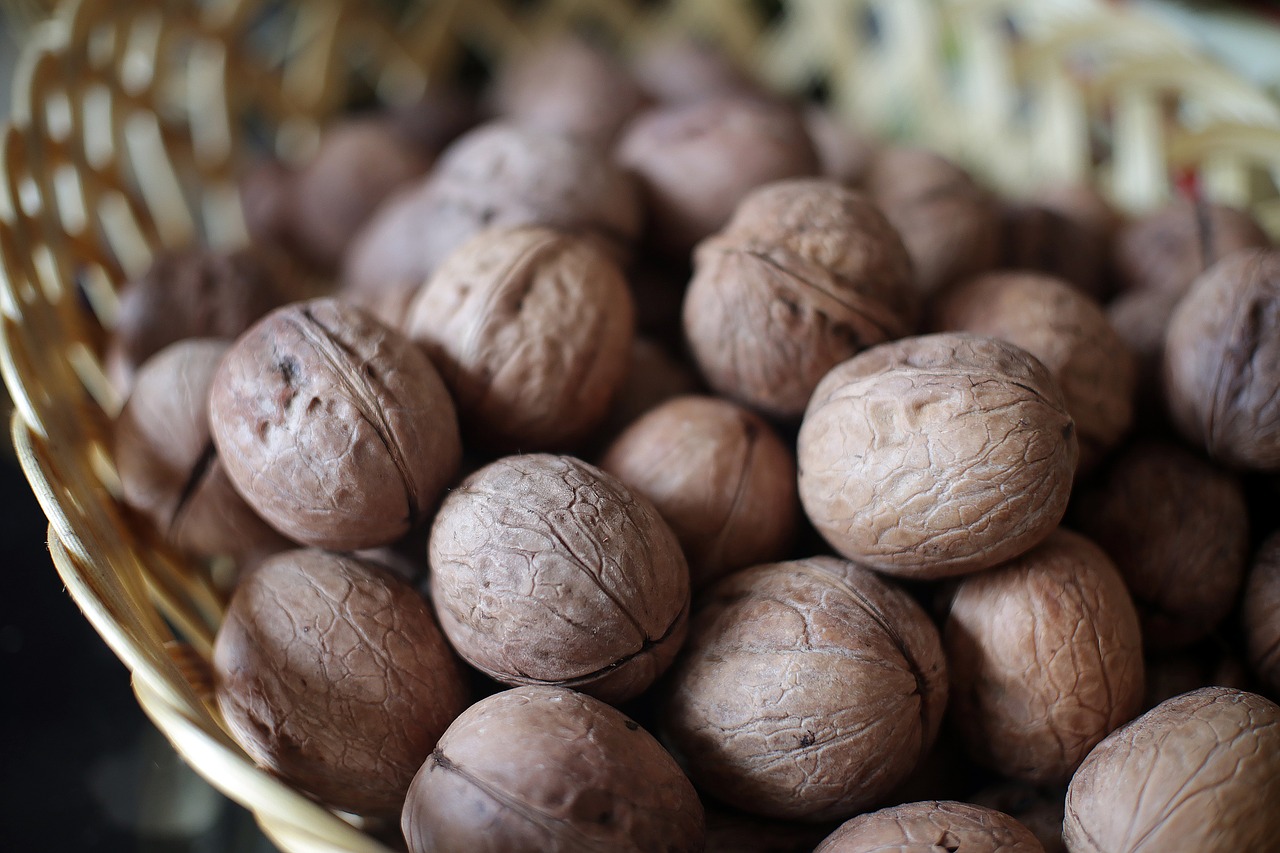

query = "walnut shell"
[1074, 440, 1248, 650]
[616, 97, 819, 255]
[814, 801, 1045, 853]
[945, 529, 1145, 785]
[114, 340, 290, 561]
[1244, 532, 1280, 697]
[1063, 687, 1280, 852]
[1000, 184, 1117, 301]
[1163, 248, 1280, 470]
[401, 686, 705, 853]
[932, 272, 1133, 471]
[1105, 289, 1182, 423]
[797, 333, 1078, 579]
[661, 556, 948, 822]
[209, 298, 461, 550]
[404, 226, 634, 451]
[630, 37, 759, 105]
[213, 549, 469, 817]
[683, 179, 916, 419]
[429, 454, 689, 704]
[600, 395, 798, 590]
[804, 106, 876, 187]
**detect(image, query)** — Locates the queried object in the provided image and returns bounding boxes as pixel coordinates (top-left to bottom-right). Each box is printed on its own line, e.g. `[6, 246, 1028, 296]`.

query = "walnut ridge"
[814, 800, 1045, 852]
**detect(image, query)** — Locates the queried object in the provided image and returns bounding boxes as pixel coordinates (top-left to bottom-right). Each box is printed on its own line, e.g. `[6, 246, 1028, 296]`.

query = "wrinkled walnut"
[946, 530, 1144, 784]
[600, 395, 798, 590]
[1063, 687, 1280, 853]
[683, 179, 916, 418]
[429, 454, 689, 704]
[1164, 248, 1280, 470]
[1001, 184, 1117, 301]
[813, 801, 1045, 853]
[1244, 532, 1280, 697]
[661, 556, 947, 822]
[401, 686, 704, 853]
[404, 226, 634, 451]
[1074, 440, 1248, 650]
[209, 298, 461, 550]
[214, 549, 469, 817]
[798, 333, 1077, 579]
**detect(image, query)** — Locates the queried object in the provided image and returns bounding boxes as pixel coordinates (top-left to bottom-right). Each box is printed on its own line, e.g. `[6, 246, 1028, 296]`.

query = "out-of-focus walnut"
[429, 455, 689, 704]
[1105, 289, 1182, 424]
[932, 271, 1134, 472]
[1164, 248, 1280, 471]
[866, 147, 1001, 299]
[401, 686, 705, 853]
[1063, 687, 1280, 852]
[971, 783, 1067, 853]
[661, 556, 948, 822]
[945, 529, 1145, 785]
[1244, 532, 1280, 697]
[404, 226, 634, 451]
[813, 801, 1046, 852]
[683, 179, 916, 419]
[600, 395, 797, 590]
[803, 107, 877, 187]
[1001, 184, 1118, 301]
[798, 333, 1077, 579]
[630, 37, 760, 105]
[598, 339, 702, 441]
[386, 83, 479, 155]
[1074, 440, 1248, 650]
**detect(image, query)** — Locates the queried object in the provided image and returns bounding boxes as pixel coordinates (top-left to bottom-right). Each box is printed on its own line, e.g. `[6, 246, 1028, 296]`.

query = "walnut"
[630, 37, 760, 105]
[404, 226, 634, 451]
[683, 179, 916, 419]
[1073, 440, 1248, 650]
[813, 801, 1046, 853]
[1000, 184, 1117, 301]
[1163, 248, 1280, 471]
[804, 106, 877, 187]
[932, 271, 1134, 471]
[661, 556, 947, 822]
[428, 454, 689, 704]
[1244, 532, 1280, 698]
[797, 333, 1077, 579]
[401, 686, 705, 853]
[1063, 687, 1280, 852]
[945, 530, 1145, 785]
[1105, 289, 1182, 424]
[598, 338, 703, 441]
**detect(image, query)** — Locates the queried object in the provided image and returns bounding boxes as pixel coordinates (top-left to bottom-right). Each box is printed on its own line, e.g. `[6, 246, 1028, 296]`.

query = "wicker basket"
[2, 0, 1280, 850]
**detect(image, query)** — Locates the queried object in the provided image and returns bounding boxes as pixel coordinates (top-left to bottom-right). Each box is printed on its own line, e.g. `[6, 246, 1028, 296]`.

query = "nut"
[804, 106, 876, 187]
[1244, 532, 1280, 697]
[797, 333, 1078, 579]
[1105, 289, 1182, 424]
[1000, 184, 1117, 301]
[598, 338, 703, 441]
[209, 298, 461, 550]
[214, 549, 469, 817]
[945, 529, 1145, 785]
[630, 37, 759, 105]
[1063, 687, 1280, 853]
[404, 226, 634, 451]
[661, 556, 947, 822]
[429, 454, 689, 704]
[401, 685, 705, 853]
[813, 801, 1045, 853]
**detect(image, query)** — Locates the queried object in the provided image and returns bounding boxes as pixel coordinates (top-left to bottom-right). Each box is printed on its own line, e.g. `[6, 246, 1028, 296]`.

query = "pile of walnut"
[109, 35, 1280, 853]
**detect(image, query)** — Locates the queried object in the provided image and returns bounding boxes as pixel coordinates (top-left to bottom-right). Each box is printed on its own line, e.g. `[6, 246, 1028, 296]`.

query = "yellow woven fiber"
[2, 1, 1280, 849]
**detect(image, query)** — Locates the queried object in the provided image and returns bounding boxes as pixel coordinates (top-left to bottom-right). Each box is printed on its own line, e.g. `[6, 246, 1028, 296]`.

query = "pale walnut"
[814, 801, 1045, 853]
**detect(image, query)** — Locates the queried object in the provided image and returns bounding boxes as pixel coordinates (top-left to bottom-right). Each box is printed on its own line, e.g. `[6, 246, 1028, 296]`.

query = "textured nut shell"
[429, 455, 689, 703]
[405, 226, 634, 451]
[1074, 440, 1248, 650]
[401, 686, 704, 853]
[115, 340, 289, 560]
[932, 272, 1134, 471]
[600, 395, 797, 590]
[1000, 184, 1116, 301]
[804, 107, 876, 187]
[866, 148, 1000, 298]
[662, 556, 948, 822]
[213, 550, 469, 817]
[798, 333, 1077, 578]
[209, 298, 461, 550]
[1244, 533, 1280, 696]
[814, 801, 1045, 853]
[616, 97, 818, 254]
[683, 179, 916, 419]
[1063, 687, 1280, 853]
[946, 530, 1145, 784]
[1163, 248, 1280, 470]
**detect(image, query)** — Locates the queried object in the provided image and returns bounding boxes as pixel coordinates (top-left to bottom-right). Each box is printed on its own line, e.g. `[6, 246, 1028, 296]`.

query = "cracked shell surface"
[213, 549, 469, 818]
[683, 179, 916, 419]
[797, 333, 1077, 578]
[1163, 248, 1280, 471]
[1063, 687, 1280, 852]
[945, 529, 1144, 785]
[1244, 532, 1280, 697]
[208, 298, 461, 550]
[428, 454, 690, 704]
[814, 800, 1045, 852]
[401, 686, 704, 853]
[661, 556, 948, 822]
[405, 226, 634, 451]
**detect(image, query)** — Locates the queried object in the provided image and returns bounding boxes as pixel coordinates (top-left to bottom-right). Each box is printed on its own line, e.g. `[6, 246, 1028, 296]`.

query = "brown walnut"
[804, 106, 877, 187]
[813, 801, 1045, 853]
[1105, 289, 1183, 423]
[1000, 184, 1117, 301]
[630, 37, 760, 105]
[598, 338, 703, 441]
[1244, 532, 1280, 697]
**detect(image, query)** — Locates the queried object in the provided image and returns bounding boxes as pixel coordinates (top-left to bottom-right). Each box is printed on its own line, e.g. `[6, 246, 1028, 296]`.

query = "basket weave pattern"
[2, 1, 1280, 850]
